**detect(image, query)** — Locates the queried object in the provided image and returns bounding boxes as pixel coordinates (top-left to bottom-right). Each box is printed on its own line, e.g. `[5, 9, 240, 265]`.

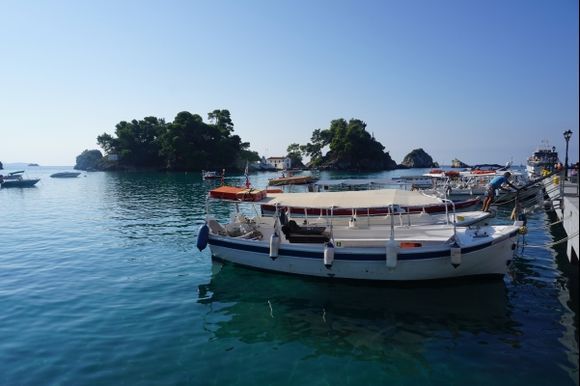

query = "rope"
[521, 230, 579, 248]
[546, 214, 573, 227]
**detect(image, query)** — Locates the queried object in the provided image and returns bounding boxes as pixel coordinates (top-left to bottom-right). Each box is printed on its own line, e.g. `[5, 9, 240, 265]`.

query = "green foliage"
[301, 118, 396, 170]
[96, 110, 255, 171]
[286, 143, 303, 167]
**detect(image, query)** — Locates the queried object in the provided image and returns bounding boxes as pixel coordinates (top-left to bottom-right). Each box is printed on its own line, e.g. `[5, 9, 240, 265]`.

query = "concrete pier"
[544, 175, 579, 263]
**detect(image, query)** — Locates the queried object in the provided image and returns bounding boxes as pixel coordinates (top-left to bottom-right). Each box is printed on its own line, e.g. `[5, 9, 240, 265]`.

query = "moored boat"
[50, 172, 81, 178]
[0, 171, 40, 188]
[526, 142, 559, 178]
[202, 170, 224, 180]
[268, 172, 317, 186]
[198, 189, 523, 281]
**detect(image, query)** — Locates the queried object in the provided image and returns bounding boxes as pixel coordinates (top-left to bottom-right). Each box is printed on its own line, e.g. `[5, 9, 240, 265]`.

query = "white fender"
[324, 242, 335, 268]
[348, 217, 357, 229]
[269, 232, 280, 259]
[386, 239, 398, 268]
[450, 246, 461, 267]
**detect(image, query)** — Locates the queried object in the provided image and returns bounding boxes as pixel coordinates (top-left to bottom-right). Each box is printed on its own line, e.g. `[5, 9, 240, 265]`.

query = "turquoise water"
[0, 167, 577, 385]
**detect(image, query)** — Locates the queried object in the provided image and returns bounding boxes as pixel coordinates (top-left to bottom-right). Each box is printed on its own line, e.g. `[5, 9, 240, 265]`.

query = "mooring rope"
[520, 230, 579, 248]
[546, 214, 573, 227]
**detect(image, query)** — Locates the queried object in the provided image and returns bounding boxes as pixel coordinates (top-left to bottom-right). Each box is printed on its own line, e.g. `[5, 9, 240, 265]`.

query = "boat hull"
[50, 172, 80, 178]
[268, 176, 316, 186]
[207, 231, 517, 281]
[1, 179, 40, 188]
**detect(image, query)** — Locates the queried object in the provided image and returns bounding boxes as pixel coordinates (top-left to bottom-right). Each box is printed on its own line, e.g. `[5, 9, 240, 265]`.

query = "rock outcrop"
[400, 148, 438, 168]
[451, 158, 470, 168]
[74, 149, 105, 171]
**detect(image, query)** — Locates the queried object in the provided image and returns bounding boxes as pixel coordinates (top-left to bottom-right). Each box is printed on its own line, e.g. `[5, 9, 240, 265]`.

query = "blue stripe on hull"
[208, 233, 515, 261]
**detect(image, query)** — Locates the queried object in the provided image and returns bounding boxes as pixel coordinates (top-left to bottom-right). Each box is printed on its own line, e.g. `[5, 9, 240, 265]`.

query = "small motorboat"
[268, 172, 318, 186]
[50, 172, 81, 178]
[0, 171, 40, 188]
[202, 170, 224, 180]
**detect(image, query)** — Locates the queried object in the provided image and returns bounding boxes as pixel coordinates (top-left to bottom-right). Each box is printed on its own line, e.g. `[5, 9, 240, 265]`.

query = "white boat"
[422, 169, 530, 204]
[526, 141, 559, 178]
[50, 172, 81, 178]
[202, 170, 223, 180]
[0, 171, 40, 188]
[198, 189, 523, 281]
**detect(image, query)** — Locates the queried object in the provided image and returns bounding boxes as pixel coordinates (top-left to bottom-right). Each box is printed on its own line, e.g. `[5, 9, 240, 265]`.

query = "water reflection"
[198, 262, 518, 361]
[99, 172, 210, 248]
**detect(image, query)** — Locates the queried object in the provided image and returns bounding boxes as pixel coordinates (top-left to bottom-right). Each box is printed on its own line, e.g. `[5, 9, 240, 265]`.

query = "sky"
[0, 0, 578, 166]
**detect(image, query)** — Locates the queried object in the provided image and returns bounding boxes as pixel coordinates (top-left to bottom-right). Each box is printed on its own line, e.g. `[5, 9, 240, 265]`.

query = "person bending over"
[482, 172, 517, 212]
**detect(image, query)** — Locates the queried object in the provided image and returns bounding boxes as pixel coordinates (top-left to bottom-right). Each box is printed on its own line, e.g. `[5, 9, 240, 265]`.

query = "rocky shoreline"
[74, 147, 444, 172]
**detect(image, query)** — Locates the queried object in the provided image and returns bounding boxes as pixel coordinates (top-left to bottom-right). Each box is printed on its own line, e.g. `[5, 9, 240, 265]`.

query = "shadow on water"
[198, 261, 518, 361]
[546, 210, 579, 346]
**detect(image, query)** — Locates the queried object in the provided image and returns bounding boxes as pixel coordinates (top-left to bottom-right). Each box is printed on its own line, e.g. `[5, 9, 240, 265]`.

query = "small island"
[399, 148, 439, 169]
[75, 111, 441, 172]
[451, 158, 470, 168]
[75, 110, 259, 172]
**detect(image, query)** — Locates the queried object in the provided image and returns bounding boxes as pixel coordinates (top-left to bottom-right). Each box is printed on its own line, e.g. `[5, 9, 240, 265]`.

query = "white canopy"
[314, 178, 399, 186]
[263, 189, 443, 209]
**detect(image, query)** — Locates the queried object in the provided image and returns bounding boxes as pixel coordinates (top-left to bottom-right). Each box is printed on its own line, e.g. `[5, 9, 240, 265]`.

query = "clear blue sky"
[1, 0, 578, 166]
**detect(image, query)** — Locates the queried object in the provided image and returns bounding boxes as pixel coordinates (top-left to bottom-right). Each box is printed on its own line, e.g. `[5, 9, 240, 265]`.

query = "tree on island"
[301, 118, 396, 170]
[93, 110, 258, 171]
[97, 117, 165, 168]
[286, 143, 305, 168]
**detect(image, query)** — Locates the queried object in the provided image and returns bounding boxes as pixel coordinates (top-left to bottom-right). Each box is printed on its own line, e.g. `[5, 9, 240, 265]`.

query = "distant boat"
[28, 163, 39, 166]
[268, 172, 318, 186]
[526, 142, 559, 178]
[202, 170, 224, 180]
[0, 171, 40, 188]
[50, 172, 81, 178]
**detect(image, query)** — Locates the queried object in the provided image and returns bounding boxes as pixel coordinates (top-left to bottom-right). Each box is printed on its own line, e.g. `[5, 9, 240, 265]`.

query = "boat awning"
[314, 178, 402, 186]
[262, 189, 443, 209]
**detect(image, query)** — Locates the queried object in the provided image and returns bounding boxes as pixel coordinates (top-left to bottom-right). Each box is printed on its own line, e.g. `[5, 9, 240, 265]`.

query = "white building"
[267, 156, 291, 170]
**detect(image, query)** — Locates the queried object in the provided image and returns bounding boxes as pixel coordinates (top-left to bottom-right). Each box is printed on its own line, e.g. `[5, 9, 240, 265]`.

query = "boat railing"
[441, 198, 457, 241]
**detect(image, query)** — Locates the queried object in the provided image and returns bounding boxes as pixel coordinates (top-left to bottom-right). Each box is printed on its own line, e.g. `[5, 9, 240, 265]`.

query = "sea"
[0, 166, 578, 386]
